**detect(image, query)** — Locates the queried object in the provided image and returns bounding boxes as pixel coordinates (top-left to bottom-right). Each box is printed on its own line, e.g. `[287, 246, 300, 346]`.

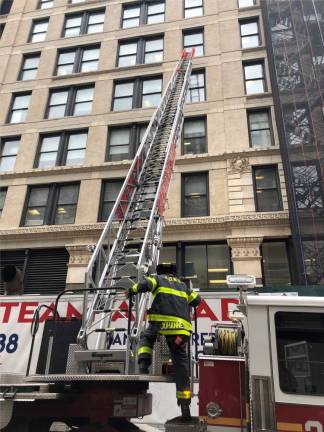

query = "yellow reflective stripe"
[138, 346, 153, 355]
[148, 314, 192, 331]
[146, 276, 158, 290]
[176, 390, 191, 399]
[153, 286, 189, 300]
[160, 329, 191, 336]
[188, 291, 198, 303]
[131, 283, 139, 293]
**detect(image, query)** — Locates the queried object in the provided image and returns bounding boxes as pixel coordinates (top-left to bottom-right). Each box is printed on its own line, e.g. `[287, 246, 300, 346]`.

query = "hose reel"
[203, 324, 242, 356]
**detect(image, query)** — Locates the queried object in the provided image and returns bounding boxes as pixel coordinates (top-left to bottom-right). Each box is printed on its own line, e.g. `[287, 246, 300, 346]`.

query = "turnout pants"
[138, 322, 191, 404]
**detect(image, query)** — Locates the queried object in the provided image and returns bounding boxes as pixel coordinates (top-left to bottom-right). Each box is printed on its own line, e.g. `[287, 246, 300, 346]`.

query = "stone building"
[0, 0, 292, 293]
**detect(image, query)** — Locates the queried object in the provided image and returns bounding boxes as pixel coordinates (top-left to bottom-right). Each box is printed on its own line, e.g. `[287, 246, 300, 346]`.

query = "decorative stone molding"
[66, 244, 93, 267]
[227, 237, 263, 261]
[228, 157, 250, 174]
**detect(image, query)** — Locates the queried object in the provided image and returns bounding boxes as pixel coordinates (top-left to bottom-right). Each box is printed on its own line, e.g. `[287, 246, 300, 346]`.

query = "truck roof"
[247, 294, 324, 307]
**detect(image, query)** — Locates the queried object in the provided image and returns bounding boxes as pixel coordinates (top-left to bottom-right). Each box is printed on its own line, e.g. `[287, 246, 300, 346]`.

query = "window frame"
[55, 44, 100, 76]
[247, 108, 274, 148]
[0, 137, 20, 172]
[35, 129, 88, 168]
[22, 182, 80, 227]
[243, 60, 267, 95]
[239, 18, 261, 49]
[117, 35, 164, 67]
[0, 187, 7, 217]
[187, 68, 206, 103]
[63, 9, 105, 38]
[7, 92, 31, 124]
[121, 1, 165, 29]
[252, 165, 283, 212]
[106, 123, 148, 161]
[183, 27, 204, 57]
[38, 0, 54, 9]
[184, 0, 204, 18]
[112, 75, 163, 111]
[181, 171, 209, 217]
[238, 0, 256, 8]
[46, 84, 94, 119]
[181, 116, 207, 155]
[29, 18, 49, 43]
[98, 178, 125, 222]
[261, 239, 292, 287]
[18, 52, 41, 81]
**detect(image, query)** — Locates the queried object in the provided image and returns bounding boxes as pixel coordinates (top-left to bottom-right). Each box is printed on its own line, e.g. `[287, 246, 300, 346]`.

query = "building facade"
[0, 0, 293, 294]
[262, 0, 324, 285]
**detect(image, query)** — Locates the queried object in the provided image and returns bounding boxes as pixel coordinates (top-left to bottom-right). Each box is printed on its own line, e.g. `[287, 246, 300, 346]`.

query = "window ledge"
[242, 45, 266, 54]
[238, 5, 260, 12]
[107, 62, 163, 73]
[52, 69, 107, 81]
[246, 91, 272, 99]
[67, 0, 105, 8]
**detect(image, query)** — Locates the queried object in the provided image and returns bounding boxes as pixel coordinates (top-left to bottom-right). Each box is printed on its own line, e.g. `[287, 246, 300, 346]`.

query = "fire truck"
[1, 48, 324, 431]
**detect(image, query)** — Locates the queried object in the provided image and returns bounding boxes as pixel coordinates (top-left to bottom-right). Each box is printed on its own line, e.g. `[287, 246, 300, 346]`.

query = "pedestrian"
[128, 263, 201, 422]
[1, 265, 24, 295]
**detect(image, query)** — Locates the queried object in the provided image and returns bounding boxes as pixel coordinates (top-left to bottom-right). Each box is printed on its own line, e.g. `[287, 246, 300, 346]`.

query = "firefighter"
[1, 265, 24, 295]
[128, 263, 201, 422]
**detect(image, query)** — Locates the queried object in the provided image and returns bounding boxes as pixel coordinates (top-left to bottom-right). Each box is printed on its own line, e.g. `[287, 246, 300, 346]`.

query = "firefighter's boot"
[180, 400, 192, 422]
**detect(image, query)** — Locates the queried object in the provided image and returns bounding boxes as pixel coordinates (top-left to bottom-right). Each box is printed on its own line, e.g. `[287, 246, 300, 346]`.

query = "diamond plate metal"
[26, 374, 173, 383]
[66, 344, 86, 374]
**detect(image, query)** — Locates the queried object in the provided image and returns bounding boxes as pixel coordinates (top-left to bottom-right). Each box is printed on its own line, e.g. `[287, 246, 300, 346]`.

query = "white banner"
[0, 292, 239, 375]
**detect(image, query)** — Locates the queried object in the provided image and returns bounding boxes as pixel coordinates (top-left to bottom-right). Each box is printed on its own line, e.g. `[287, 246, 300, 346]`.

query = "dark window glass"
[159, 246, 177, 267]
[118, 37, 163, 67]
[182, 117, 207, 154]
[9, 93, 31, 123]
[108, 124, 147, 161]
[253, 165, 282, 212]
[240, 19, 260, 49]
[47, 86, 94, 118]
[243, 61, 266, 94]
[0, 0, 12, 14]
[0, 138, 20, 172]
[187, 70, 205, 103]
[262, 242, 291, 286]
[37, 131, 87, 168]
[23, 183, 79, 226]
[100, 180, 124, 221]
[276, 312, 324, 395]
[38, 0, 53, 9]
[0, 188, 7, 217]
[248, 110, 273, 148]
[20, 54, 40, 80]
[238, 0, 256, 7]
[0, 23, 5, 38]
[184, 0, 203, 18]
[303, 240, 324, 285]
[292, 164, 324, 209]
[56, 45, 100, 76]
[183, 29, 204, 56]
[182, 172, 208, 217]
[30, 19, 49, 43]
[113, 77, 162, 111]
[64, 10, 105, 37]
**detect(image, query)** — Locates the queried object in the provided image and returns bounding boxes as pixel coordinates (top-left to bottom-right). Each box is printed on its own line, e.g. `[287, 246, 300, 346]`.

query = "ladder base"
[165, 417, 207, 432]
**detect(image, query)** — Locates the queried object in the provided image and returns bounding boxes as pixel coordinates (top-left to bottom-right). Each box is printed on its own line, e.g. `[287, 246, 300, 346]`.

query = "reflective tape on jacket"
[147, 314, 192, 332]
[138, 346, 153, 356]
[160, 329, 191, 336]
[188, 290, 198, 303]
[131, 283, 139, 293]
[152, 286, 189, 301]
[176, 390, 191, 399]
[146, 276, 158, 290]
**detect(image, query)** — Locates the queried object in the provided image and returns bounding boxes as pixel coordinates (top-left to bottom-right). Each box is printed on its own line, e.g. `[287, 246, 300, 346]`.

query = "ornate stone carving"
[66, 244, 92, 267]
[227, 237, 263, 261]
[229, 157, 250, 174]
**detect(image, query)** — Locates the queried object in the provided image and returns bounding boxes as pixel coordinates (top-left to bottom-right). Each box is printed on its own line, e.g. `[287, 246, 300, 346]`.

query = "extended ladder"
[77, 50, 194, 372]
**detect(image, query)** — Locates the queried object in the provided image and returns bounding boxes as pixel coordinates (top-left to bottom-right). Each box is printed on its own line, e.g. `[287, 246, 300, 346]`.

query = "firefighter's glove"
[127, 283, 139, 298]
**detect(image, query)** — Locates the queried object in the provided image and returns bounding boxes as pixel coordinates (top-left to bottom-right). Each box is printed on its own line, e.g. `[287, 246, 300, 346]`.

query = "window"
[0, 138, 20, 172]
[47, 85, 94, 118]
[292, 163, 324, 209]
[38, 0, 53, 9]
[36, 130, 87, 168]
[19, 53, 40, 80]
[56, 45, 100, 75]
[30, 19, 49, 43]
[182, 172, 208, 217]
[8, 93, 31, 123]
[69, 0, 86, 3]
[23, 183, 79, 226]
[243, 61, 266, 94]
[64, 10, 105, 37]
[276, 312, 324, 395]
[186, 70, 205, 102]
[122, 1, 165, 28]
[253, 165, 282, 212]
[262, 242, 291, 286]
[238, 0, 256, 7]
[0, 23, 4, 38]
[0, 0, 12, 14]
[99, 180, 124, 221]
[182, 117, 207, 154]
[183, 28, 204, 56]
[248, 109, 273, 148]
[240, 19, 260, 49]
[118, 36, 163, 67]
[0, 188, 7, 217]
[108, 124, 147, 161]
[184, 0, 203, 18]
[113, 77, 162, 111]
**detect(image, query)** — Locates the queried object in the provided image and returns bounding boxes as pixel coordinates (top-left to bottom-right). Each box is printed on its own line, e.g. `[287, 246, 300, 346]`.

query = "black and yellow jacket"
[130, 274, 201, 336]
